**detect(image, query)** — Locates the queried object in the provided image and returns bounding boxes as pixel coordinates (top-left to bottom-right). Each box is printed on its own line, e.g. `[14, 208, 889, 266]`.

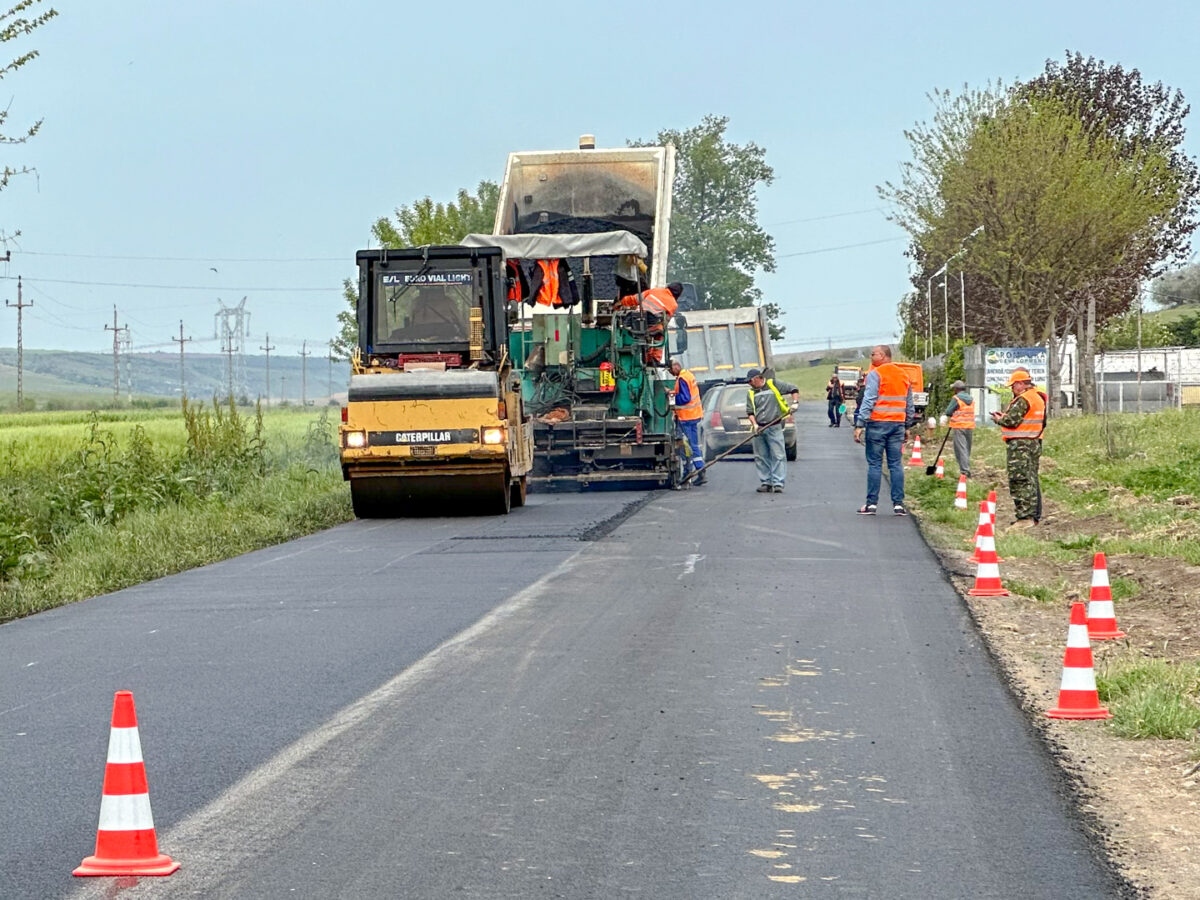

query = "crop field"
[0, 401, 352, 622]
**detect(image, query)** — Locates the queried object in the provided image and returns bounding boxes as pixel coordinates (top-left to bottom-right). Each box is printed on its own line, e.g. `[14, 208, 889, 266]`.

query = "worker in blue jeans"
[852, 345, 914, 515]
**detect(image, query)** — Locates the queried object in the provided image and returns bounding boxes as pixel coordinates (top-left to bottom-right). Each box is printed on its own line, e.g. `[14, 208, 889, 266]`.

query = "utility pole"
[298, 340, 310, 407]
[171, 320, 192, 403]
[223, 331, 235, 400]
[104, 306, 123, 407]
[260, 333, 276, 406]
[5, 275, 31, 409]
[327, 341, 336, 403]
[118, 326, 133, 404]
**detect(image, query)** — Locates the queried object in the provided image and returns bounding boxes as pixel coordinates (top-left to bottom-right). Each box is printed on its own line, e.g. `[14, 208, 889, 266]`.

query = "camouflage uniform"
[995, 394, 1042, 521]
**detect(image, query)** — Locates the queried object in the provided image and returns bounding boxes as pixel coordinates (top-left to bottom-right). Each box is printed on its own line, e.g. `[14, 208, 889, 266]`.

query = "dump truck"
[338, 244, 533, 516]
[668, 305, 773, 395]
[485, 137, 687, 488]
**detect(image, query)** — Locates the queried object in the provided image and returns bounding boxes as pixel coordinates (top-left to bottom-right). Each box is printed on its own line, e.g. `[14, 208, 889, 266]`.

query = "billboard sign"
[985, 347, 1048, 389]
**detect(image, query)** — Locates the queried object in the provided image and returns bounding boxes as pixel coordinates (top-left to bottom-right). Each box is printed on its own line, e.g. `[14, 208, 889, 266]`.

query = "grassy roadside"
[0, 403, 353, 622]
[907, 408, 1200, 734]
[905, 407, 1200, 896]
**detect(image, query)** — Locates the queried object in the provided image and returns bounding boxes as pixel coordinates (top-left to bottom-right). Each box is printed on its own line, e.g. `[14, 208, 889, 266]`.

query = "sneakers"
[772, 485, 784, 493]
[694, 474, 708, 486]
[892, 504, 908, 516]
[856, 504, 877, 515]
[756, 484, 772, 493]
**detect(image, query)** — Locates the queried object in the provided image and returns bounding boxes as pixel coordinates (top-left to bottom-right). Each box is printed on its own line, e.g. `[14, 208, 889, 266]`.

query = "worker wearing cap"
[990, 368, 1047, 529]
[746, 368, 799, 493]
[669, 358, 706, 486]
[940, 379, 976, 478]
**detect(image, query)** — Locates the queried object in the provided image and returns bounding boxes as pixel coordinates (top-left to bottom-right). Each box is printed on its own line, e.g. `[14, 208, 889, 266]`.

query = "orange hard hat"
[1007, 368, 1033, 386]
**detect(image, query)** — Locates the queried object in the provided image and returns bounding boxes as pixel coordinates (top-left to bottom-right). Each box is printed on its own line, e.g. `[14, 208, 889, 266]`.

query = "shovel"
[925, 427, 952, 476]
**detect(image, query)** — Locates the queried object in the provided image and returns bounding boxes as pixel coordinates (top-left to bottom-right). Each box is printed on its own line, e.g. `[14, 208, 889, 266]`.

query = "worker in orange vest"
[853, 344, 914, 515]
[990, 368, 1047, 529]
[618, 283, 682, 365]
[669, 358, 706, 486]
[940, 379, 976, 478]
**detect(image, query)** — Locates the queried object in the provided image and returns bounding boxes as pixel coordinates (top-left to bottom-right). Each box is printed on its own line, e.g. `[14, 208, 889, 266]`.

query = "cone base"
[73, 853, 180, 877]
[1088, 629, 1126, 640]
[1046, 707, 1112, 720]
[968, 586, 1010, 596]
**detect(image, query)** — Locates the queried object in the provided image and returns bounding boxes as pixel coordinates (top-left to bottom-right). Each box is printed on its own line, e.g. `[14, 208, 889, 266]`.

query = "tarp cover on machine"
[459, 231, 647, 261]
[349, 371, 499, 402]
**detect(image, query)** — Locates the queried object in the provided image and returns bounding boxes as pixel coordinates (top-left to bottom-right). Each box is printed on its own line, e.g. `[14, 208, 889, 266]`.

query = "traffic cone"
[987, 490, 997, 527]
[1085, 553, 1126, 640]
[967, 501, 1009, 596]
[74, 691, 179, 877]
[935, 457, 945, 479]
[954, 474, 968, 510]
[908, 435, 924, 467]
[1046, 602, 1112, 720]
[969, 502, 1004, 563]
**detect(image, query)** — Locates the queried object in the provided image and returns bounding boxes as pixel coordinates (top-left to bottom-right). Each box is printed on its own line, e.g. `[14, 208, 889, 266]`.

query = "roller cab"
[340, 246, 532, 516]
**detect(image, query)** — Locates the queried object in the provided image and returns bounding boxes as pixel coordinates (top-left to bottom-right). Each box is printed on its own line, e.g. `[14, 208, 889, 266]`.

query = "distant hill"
[0, 348, 351, 408]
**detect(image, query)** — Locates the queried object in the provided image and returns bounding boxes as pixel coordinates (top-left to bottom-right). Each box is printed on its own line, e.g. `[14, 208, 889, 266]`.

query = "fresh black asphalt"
[0, 404, 1127, 898]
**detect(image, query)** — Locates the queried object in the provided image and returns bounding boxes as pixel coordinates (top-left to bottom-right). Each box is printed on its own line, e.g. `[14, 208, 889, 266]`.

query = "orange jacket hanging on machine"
[868, 363, 910, 423]
[527, 259, 578, 308]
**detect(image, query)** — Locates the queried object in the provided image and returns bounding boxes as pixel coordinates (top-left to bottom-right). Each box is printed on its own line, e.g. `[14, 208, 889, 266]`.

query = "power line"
[13, 250, 344, 263]
[1, 275, 335, 292]
[765, 207, 885, 227]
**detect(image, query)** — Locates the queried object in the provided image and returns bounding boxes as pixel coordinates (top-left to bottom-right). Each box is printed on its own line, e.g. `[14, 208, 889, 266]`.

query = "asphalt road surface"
[1, 404, 1126, 899]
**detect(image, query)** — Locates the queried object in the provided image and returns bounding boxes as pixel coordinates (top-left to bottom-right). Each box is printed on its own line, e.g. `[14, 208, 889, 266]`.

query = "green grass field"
[1, 402, 352, 622]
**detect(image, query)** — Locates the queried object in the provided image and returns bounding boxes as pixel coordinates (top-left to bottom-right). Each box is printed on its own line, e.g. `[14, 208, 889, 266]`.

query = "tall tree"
[632, 116, 781, 336]
[332, 182, 498, 357]
[0, 0, 58, 216]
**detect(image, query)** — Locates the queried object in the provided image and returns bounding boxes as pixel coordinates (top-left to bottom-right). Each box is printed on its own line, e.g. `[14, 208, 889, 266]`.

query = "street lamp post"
[927, 265, 946, 359]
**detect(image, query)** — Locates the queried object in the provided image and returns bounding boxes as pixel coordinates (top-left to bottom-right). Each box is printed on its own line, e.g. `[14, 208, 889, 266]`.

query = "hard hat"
[1007, 368, 1033, 386]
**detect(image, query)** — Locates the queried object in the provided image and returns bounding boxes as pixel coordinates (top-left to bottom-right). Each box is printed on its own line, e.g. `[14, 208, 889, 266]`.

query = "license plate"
[738, 418, 750, 427]
[410, 445, 436, 457]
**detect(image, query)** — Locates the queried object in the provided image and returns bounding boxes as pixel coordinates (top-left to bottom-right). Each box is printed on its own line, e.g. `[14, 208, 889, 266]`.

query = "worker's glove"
[939, 414, 949, 427]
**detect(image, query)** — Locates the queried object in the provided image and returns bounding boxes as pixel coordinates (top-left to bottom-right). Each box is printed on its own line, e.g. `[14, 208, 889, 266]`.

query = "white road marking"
[678, 553, 706, 579]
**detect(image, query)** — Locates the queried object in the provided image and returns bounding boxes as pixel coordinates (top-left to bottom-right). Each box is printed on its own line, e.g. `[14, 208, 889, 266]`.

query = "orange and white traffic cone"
[954, 474, 968, 510]
[1047, 602, 1112, 720]
[987, 489, 997, 527]
[74, 691, 179, 877]
[908, 435, 924, 467]
[935, 457, 945, 479]
[969, 502, 1005, 563]
[1086, 552, 1126, 640]
[967, 501, 1009, 596]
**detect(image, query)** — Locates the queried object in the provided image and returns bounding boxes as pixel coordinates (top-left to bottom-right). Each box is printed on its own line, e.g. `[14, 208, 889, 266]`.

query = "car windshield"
[374, 269, 474, 346]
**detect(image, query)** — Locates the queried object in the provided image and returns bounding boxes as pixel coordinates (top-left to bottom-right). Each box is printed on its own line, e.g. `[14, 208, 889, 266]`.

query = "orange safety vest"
[534, 260, 561, 307]
[949, 395, 976, 430]
[506, 259, 527, 304]
[674, 369, 702, 421]
[620, 287, 678, 316]
[869, 362, 910, 423]
[1000, 388, 1046, 441]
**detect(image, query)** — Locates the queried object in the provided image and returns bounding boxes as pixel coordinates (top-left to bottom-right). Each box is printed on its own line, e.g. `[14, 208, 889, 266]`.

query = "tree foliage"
[632, 115, 781, 336]
[332, 182, 499, 357]
[0, 1, 57, 212]
[881, 54, 1196, 409]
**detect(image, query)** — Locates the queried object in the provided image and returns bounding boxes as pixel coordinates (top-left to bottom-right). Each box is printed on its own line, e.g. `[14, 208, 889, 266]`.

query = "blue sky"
[2, 0, 1197, 356]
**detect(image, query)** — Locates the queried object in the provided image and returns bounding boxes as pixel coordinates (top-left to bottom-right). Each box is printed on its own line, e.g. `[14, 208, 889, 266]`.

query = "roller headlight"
[344, 430, 367, 449]
[481, 426, 506, 445]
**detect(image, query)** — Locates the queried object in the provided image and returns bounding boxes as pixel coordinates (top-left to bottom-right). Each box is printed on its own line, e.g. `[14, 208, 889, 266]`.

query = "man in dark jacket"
[826, 374, 844, 427]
